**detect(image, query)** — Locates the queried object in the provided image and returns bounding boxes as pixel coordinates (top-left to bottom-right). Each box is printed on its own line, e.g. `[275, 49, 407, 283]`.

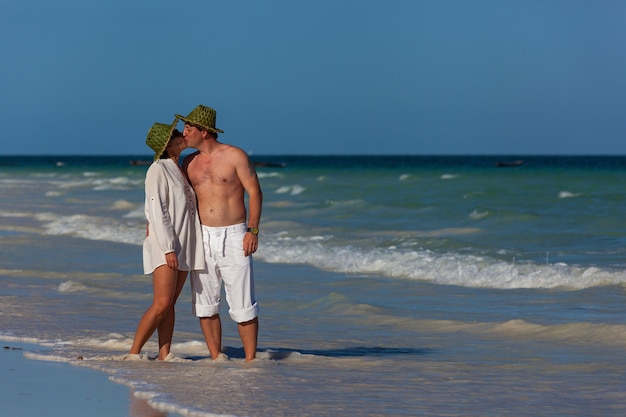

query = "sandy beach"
[1, 341, 169, 417]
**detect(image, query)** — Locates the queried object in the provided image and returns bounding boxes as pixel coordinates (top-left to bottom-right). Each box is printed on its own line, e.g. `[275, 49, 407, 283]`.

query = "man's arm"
[235, 149, 263, 255]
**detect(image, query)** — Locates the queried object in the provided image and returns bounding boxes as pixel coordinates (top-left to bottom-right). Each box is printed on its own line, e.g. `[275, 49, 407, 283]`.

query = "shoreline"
[0, 341, 171, 417]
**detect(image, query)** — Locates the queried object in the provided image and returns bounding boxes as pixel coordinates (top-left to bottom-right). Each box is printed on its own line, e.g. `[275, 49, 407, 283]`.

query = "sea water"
[1, 155, 626, 416]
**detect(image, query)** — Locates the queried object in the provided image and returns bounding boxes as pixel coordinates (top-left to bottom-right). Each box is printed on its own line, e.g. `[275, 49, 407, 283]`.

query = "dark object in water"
[130, 160, 151, 166]
[254, 162, 286, 168]
[130, 160, 286, 167]
[496, 160, 523, 167]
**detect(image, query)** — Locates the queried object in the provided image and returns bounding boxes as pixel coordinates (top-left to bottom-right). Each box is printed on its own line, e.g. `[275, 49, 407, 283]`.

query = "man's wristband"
[247, 227, 259, 236]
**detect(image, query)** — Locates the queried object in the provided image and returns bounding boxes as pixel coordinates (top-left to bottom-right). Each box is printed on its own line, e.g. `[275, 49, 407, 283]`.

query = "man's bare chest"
[189, 162, 236, 187]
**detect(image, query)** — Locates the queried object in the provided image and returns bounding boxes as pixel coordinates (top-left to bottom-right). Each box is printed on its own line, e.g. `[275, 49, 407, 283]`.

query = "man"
[179, 104, 262, 362]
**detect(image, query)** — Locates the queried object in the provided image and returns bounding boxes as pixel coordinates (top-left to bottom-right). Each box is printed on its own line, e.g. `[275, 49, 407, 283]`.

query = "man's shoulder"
[219, 143, 249, 160]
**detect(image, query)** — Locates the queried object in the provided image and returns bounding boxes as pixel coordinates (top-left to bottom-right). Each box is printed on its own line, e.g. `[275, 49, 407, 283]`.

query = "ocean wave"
[257, 172, 283, 179]
[256, 235, 626, 290]
[110, 199, 138, 210]
[92, 176, 142, 191]
[36, 212, 144, 245]
[275, 185, 306, 195]
[558, 190, 581, 199]
[0, 210, 33, 218]
[26, 211, 626, 290]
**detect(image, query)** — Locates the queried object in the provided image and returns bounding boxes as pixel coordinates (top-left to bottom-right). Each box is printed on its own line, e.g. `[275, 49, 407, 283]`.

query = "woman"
[127, 119, 204, 361]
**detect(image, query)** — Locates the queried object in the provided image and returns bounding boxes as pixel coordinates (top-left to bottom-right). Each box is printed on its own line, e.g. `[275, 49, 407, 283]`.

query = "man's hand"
[243, 233, 258, 256]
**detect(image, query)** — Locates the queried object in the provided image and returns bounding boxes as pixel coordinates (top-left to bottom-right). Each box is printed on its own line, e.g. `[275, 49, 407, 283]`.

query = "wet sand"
[0, 341, 168, 417]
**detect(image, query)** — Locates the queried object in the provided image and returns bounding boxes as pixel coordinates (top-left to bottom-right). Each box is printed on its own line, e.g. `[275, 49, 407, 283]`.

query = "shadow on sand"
[215, 346, 433, 361]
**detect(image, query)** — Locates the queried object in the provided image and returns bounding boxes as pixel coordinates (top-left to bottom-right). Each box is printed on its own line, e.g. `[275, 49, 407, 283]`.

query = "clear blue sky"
[2, 0, 626, 155]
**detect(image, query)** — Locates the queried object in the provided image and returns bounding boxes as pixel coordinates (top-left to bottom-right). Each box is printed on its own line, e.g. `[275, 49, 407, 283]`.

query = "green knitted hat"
[146, 118, 179, 160]
[176, 105, 224, 134]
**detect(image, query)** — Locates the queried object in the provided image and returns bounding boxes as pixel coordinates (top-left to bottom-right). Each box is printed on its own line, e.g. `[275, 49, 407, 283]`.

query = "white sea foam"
[35, 212, 144, 245]
[123, 206, 145, 218]
[0, 178, 39, 187]
[275, 185, 306, 195]
[22, 206, 626, 290]
[469, 209, 489, 219]
[57, 280, 95, 293]
[256, 234, 626, 290]
[290, 185, 305, 195]
[325, 199, 366, 207]
[27, 172, 56, 178]
[23, 351, 73, 363]
[93, 177, 142, 191]
[111, 199, 137, 210]
[0, 334, 40, 344]
[275, 186, 291, 194]
[558, 190, 580, 198]
[52, 179, 92, 189]
[0, 210, 32, 217]
[257, 172, 282, 178]
[28, 208, 626, 290]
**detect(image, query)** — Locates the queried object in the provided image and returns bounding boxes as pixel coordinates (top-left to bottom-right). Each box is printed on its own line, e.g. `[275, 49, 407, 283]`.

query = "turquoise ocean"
[1, 154, 626, 416]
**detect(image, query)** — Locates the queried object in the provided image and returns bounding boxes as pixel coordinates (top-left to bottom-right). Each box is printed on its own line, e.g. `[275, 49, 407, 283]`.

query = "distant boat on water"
[129, 160, 151, 166]
[495, 160, 523, 167]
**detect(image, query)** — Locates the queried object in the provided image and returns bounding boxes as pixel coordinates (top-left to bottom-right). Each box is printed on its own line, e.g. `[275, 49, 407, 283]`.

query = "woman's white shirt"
[142, 158, 205, 274]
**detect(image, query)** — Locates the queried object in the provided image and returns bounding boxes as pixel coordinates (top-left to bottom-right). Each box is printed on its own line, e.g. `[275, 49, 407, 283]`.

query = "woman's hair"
[159, 129, 183, 159]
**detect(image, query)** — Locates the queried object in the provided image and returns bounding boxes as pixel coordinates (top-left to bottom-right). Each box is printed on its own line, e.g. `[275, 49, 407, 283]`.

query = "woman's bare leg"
[128, 265, 177, 356]
[157, 270, 188, 359]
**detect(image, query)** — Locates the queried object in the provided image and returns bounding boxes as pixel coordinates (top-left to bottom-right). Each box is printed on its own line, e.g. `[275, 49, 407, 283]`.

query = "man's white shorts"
[190, 223, 259, 323]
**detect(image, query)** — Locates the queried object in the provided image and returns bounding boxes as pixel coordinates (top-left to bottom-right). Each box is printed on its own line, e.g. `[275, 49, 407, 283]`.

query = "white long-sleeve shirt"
[142, 158, 205, 274]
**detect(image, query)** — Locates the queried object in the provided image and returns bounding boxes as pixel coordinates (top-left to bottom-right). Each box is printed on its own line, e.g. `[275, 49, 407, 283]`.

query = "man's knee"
[238, 317, 258, 326]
